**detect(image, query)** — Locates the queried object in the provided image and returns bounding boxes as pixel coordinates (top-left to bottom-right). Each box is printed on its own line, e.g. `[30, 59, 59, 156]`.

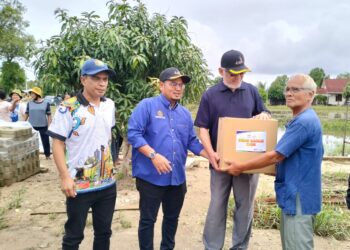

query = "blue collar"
[159, 94, 179, 110]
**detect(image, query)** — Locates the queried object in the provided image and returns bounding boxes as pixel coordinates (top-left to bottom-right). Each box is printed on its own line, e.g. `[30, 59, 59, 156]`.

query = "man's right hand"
[151, 153, 172, 174]
[60, 176, 77, 198]
[208, 152, 220, 170]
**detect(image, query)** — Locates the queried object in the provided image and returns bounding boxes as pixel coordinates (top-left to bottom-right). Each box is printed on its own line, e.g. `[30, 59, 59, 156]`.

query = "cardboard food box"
[217, 117, 278, 174]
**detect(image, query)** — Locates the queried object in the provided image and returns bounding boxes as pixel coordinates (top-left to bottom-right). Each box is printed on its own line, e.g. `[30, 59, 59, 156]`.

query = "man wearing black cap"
[195, 50, 270, 250]
[128, 67, 209, 250]
[48, 58, 117, 250]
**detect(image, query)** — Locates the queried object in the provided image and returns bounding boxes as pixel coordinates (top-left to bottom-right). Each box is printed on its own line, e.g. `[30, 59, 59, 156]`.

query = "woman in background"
[24, 87, 52, 159]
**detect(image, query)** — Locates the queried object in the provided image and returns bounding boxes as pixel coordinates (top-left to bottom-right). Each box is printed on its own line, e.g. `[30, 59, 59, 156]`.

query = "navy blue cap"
[159, 67, 191, 84]
[221, 50, 250, 74]
[81, 59, 116, 77]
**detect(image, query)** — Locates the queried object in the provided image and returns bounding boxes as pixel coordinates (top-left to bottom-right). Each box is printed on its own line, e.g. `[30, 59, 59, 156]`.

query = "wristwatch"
[148, 151, 157, 159]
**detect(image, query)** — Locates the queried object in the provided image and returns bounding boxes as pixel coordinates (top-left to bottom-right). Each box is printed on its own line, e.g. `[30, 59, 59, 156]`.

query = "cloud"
[19, 0, 350, 82]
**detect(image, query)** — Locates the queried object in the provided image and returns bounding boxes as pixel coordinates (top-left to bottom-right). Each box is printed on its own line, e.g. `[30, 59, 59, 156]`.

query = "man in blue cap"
[48, 58, 117, 250]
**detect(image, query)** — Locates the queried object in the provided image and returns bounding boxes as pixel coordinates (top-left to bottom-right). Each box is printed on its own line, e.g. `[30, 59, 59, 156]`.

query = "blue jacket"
[128, 94, 203, 186]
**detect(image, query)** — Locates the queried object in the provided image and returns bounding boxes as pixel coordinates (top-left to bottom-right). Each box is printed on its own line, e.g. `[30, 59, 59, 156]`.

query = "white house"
[317, 79, 350, 105]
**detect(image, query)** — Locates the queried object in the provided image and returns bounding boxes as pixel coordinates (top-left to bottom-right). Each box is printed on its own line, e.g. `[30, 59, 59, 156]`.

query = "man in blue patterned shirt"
[128, 67, 209, 250]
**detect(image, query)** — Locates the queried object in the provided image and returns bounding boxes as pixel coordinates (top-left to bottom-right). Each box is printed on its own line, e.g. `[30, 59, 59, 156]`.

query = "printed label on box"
[236, 131, 266, 152]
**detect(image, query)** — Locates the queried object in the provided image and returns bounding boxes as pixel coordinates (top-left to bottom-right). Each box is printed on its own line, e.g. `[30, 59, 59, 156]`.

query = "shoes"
[46, 156, 51, 160]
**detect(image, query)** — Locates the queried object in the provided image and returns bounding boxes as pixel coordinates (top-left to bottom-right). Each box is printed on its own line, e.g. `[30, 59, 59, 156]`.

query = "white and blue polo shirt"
[48, 91, 116, 194]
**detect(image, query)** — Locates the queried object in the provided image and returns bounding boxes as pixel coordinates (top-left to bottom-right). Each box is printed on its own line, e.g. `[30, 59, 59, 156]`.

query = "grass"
[226, 171, 350, 240]
[0, 208, 8, 230]
[314, 205, 350, 240]
[48, 213, 58, 221]
[0, 188, 26, 230]
[7, 188, 26, 210]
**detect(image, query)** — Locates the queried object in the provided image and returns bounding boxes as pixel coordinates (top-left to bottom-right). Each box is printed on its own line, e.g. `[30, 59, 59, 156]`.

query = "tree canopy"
[33, 0, 210, 134]
[0, 0, 35, 92]
[268, 75, 288, 105]
[256, 81, 267, 104]
[0, 0, 35, 62]
[337, 72, 350, 79]
[308, 67, 327, 88]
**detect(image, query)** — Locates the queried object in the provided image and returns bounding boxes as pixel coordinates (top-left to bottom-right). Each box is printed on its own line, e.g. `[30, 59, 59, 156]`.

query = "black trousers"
[33, 126, 50, 157]
[136, 178, 187, 250]
[62, 185, 117, 250]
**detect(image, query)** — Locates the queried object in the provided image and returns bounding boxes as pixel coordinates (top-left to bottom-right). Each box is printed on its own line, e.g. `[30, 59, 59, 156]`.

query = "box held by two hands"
[217, 117, 278, 174]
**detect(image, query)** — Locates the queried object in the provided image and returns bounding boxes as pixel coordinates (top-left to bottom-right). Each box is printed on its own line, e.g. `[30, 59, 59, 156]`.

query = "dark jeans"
[136, 178, 187, 250]
[62, 185, 117, 250]
[33, 126, 50, 157]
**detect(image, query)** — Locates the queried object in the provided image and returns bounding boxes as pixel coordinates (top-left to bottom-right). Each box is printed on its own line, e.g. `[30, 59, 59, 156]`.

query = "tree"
[343, 81, 350, 104]
[268, 75, 288, 105]
[309, 67, 326, 88]
[0, 61, 25, 92]
[33, 0, 210, 135]
[33, 0, 210, 172]
[256, 81, 267, 103]
[0, 0, 35, 62]
[337, 72, 350, 79]
[0, 0, 35, 92]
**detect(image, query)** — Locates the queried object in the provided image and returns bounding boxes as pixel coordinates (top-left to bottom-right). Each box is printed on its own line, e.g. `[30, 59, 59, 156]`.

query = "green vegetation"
[34, 0, 210, 135]
[48, 213, 58, 221]
[0, 208, 7, 229]
[267, 75, 288, 105]
[7, 187, 25, 210]
[0, 188, 26, 230]
[0, 0, 35, 92]
[227, 171, 350, 240]
[314, 205, 350, 240]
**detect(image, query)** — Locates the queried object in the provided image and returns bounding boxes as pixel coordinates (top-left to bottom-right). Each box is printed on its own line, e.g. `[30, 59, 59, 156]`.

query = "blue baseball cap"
[81, 59, 116, 77]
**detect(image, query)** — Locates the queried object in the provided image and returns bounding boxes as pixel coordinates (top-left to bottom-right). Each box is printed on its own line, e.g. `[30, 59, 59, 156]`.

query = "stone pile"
[0, 126, 40, 186]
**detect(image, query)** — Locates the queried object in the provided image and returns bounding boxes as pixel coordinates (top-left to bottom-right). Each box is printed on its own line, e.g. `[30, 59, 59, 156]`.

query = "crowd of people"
[0, 87, 73, 160]
[2, 52, 349, 250]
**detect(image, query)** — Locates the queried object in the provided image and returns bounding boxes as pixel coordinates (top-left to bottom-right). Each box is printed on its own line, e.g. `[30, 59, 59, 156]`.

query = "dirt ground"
[0, 155, 350, 250]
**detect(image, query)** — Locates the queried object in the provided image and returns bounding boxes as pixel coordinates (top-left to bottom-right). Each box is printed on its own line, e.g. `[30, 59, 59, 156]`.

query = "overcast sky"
[20, 0, 350, 85]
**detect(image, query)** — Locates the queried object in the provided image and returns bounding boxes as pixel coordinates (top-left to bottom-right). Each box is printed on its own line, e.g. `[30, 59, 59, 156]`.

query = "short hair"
[0, 89, 6, 100]
[288, 74, 317, 92]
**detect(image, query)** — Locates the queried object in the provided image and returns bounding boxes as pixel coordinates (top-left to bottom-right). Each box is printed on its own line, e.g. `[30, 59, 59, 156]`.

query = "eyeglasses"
[167, 81, 185, 89]
[283, 87, 311, 94]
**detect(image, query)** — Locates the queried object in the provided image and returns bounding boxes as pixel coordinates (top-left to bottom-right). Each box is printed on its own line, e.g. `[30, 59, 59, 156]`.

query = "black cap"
[159, 67, 191, 84]
[221, 50, 250, 74]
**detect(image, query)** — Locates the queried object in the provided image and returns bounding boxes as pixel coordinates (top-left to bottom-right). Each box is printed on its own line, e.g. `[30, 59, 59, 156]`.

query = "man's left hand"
[252, 112, 271, 120]
[218, 161, 242, 176]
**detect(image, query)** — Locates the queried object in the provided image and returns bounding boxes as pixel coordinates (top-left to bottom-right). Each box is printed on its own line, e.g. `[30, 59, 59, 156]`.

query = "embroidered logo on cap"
[235, 56, 244, 65]
[94, 59, 105, 66]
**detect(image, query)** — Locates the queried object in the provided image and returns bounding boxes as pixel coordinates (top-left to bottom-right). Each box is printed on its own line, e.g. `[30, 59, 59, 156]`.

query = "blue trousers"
[62, 185, 117, 250]
[136, 178, 187, 250]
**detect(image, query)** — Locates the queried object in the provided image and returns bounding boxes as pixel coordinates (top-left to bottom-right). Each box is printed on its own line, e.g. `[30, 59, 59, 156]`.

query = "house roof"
[316, 87, 327, 94]
[320, 79, 349, 94]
